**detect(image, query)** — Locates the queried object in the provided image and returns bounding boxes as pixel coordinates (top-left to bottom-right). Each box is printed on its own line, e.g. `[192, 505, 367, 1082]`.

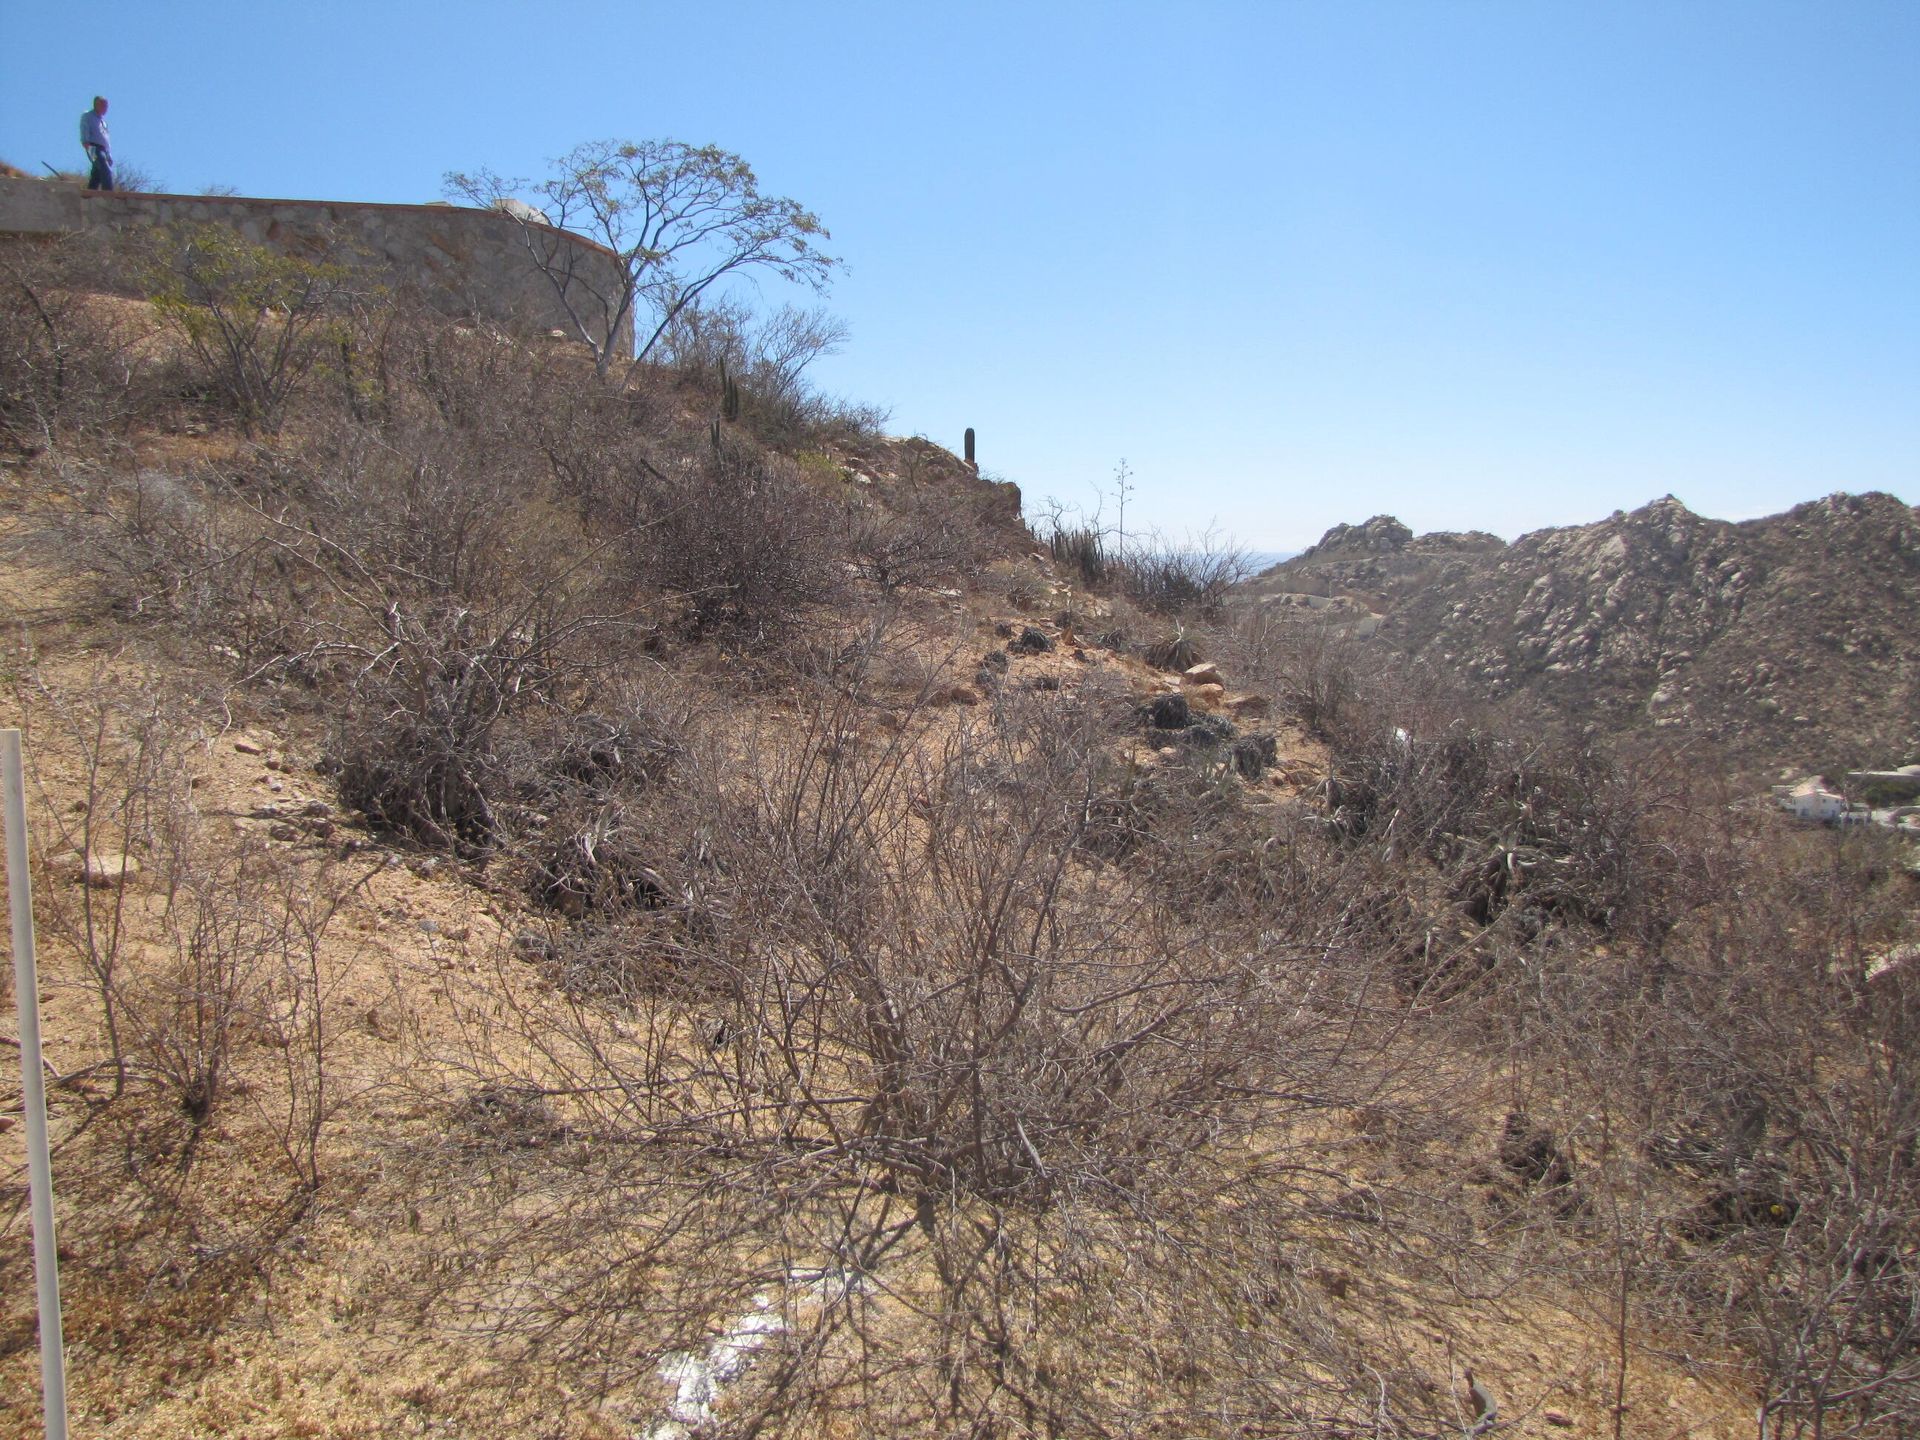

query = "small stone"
[234, 738, 266, 756]
[1544, 1411, 1575, 1428]
[269, 823, 299, 842]
[1181, 662, 1224, 687]
[302, 800, 333, 818]
[1224, 693, 1272, 718]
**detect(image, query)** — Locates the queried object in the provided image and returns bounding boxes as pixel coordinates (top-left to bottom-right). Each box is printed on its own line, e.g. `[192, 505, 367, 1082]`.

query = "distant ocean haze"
[1242, 550, 1299, 574]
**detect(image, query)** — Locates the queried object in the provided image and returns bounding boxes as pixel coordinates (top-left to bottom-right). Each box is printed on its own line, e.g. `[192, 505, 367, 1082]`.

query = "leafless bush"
[657, 295, 887, 443]
[23, 668, 365, 1193]
[1232, 606, 1371, 738]
[398, 682, 1440, 1431]
[28, 455, 278, 635]
[502, 685, 697, 923]
[1116, 529, 1249, 619]
[844, 483, 994, 594]
[0, 236, 158, 445]
[632, 442, 847, 642]
[325, 591, 634, 852]
[1465, 801, 1920, 1439]
[24, 662, 192, 1096]
[1325, 716, 1692, 947]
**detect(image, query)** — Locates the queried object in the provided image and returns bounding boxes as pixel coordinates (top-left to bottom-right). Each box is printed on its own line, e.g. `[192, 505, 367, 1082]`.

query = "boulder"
[1185, 683, 1228, 710]
[64, 851, 142, 888]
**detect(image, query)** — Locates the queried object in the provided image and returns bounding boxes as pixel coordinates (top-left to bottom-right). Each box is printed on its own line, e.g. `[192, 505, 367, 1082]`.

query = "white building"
[1775, 777, 1856, 823]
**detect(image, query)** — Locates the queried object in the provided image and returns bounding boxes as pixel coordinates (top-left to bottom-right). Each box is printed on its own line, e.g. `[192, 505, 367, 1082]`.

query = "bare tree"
[447, 139, 838, 383]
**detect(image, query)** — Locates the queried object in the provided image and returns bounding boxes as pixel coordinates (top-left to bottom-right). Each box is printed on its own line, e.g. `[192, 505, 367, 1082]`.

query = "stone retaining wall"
[0, 175, 632, 357]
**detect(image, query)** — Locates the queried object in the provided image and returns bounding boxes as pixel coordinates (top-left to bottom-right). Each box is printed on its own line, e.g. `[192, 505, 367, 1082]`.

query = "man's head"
[92, 97, 108, 115]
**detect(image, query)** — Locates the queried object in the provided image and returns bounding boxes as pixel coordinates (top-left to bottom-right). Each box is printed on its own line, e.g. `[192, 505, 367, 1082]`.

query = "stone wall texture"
[0, 176, 632, 356]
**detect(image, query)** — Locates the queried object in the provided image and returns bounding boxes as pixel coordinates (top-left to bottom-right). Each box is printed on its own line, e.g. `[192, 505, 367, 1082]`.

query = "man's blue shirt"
[80, 110, 110, 156]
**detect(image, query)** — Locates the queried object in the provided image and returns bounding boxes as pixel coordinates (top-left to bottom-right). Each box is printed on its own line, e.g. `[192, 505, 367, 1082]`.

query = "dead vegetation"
[0, 228, 1915, 1439]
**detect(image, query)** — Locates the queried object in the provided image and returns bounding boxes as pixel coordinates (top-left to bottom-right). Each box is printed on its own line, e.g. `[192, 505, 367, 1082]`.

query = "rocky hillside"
[1249, 493, 1920, 773]
[3, 235, 1914, 1440]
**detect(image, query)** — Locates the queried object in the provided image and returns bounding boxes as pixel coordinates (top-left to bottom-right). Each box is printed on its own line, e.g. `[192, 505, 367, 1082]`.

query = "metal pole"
[4, 729, 69, 1440]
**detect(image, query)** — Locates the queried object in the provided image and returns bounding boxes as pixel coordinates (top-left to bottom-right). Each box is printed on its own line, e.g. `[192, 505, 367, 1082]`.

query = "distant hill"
[1243, 493, 1920, 774]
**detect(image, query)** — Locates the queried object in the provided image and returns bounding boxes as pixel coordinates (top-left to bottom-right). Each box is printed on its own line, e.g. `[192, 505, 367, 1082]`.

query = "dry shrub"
[1231, 606, 1369, 737]
[6, 666, 367, 1377]
[1116, 530, 1248, 619]
[23, 669, 363, 1172]
[633, 441, 847, 642]
[845, 481, 995, 594]
[398, 683, 1439, 1432]
[144, 223, 360, 436]
[28, 454, 282, 638]
[325, 594, 632, 852]
[0, 234, 162, 446]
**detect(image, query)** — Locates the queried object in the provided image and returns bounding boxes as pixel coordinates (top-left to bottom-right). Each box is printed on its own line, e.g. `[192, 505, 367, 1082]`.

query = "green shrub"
[147, 224, 356, 434]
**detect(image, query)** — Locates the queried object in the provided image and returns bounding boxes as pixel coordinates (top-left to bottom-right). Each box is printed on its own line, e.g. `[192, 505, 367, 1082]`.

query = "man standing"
[80, 96, 113, 191]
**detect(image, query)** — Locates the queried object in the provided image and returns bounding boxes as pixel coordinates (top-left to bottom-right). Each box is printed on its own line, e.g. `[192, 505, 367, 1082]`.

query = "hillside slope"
[1251, 493, 1920, 772]
[3, 241, 1913, 1439]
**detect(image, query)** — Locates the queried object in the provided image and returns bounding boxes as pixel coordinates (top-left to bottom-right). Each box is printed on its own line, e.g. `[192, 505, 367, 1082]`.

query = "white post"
[3, 729, 69, 1440]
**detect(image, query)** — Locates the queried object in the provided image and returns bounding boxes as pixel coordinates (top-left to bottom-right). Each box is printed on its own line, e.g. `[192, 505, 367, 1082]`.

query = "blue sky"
[5, 1, 1914, 551]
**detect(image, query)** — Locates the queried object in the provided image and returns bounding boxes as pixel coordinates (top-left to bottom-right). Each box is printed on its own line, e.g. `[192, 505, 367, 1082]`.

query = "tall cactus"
[718, 359, 741, 422]
[964, 427, 976, 468]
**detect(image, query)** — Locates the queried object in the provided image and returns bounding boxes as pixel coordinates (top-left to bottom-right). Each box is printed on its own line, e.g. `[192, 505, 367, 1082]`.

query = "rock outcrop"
[1244, 492, 1920, 773]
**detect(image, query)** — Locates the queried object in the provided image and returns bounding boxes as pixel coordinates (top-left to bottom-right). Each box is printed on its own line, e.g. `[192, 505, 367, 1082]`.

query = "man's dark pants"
[86, 151, 114, 191]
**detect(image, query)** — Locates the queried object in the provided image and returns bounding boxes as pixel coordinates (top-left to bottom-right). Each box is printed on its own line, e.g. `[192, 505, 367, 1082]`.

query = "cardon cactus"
[964, 427, 976, 466]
